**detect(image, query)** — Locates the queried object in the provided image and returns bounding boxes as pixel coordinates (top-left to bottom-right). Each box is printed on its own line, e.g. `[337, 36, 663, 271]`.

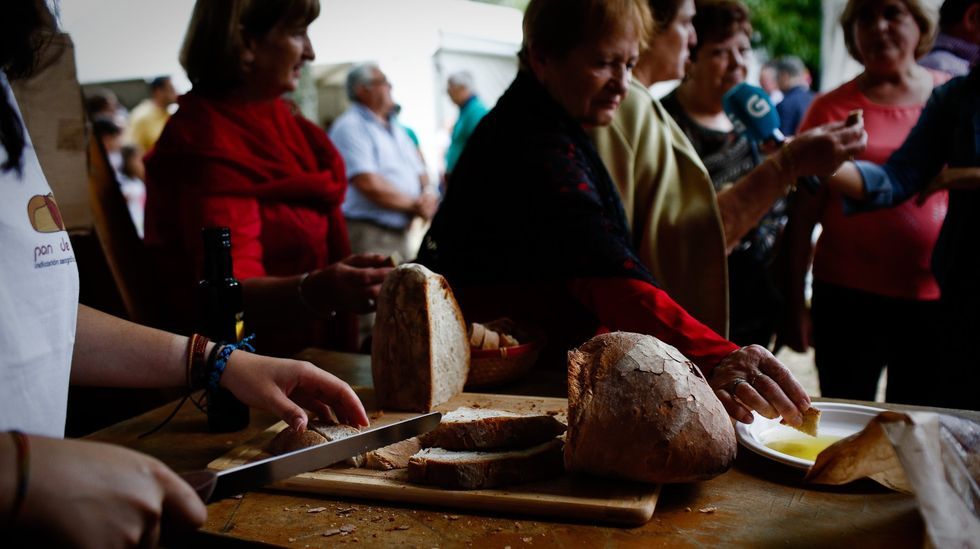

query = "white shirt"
[330, 104, 425, 230]
[0, 71, 79, 438]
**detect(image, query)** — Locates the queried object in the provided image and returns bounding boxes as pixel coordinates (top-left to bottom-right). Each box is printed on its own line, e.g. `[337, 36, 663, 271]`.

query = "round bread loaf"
[565, 332, 736, 483]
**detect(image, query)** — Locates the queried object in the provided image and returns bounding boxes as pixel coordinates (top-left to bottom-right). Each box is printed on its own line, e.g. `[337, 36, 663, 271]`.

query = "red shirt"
[801, 74, 950, 300]
[144, 92, 354, 352]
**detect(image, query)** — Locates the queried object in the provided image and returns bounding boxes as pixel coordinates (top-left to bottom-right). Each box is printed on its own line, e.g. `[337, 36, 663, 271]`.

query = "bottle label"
[235, 312, 245, 342]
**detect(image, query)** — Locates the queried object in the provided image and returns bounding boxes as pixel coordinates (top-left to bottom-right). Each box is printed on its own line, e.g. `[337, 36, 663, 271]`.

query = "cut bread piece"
[407, 438, 564, 489]
[481, 329, 500, 350]
[419, 407, 567, 451]
[565, 332, 736, 483]
[267, 422, 365, 467]
[372, 264, 470, 412]
[364, 437, 423, 471]
[470, 323, 487, 348]
[782, 407, 821, 437]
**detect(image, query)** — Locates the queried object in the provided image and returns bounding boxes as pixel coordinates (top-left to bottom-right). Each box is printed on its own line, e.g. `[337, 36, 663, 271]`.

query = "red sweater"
[144, 92, 354, 353]
[802, 74, 949, 300]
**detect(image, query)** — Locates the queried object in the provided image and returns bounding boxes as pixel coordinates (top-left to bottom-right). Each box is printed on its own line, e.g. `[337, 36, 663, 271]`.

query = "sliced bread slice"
[407, 438, 564, 489]
[372, 264, 470, 412]
[267, 422, 365, 467]
[419, 407, 567, 451]
[364, 437, 423, 471]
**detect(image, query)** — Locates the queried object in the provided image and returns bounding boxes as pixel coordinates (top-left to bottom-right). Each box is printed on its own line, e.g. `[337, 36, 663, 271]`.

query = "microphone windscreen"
[722, 82, 783, 143]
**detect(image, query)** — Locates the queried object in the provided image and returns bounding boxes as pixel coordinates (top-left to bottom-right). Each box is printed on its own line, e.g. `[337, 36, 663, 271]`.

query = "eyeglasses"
[368, 77, 391, 88]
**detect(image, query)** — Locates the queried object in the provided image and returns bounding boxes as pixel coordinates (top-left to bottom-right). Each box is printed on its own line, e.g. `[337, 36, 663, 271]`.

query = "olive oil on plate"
[765, 435, 842, 462]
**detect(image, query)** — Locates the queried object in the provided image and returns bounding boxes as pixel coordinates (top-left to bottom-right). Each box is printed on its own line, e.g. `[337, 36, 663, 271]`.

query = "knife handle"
[179, 470, 218, 503]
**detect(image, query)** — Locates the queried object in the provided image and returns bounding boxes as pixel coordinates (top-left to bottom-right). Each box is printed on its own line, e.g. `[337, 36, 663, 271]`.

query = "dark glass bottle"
[200, 227, 250, 432]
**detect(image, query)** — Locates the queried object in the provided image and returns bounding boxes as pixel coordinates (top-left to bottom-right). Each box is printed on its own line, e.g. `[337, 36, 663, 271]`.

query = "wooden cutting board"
[208, 393, 660, 526]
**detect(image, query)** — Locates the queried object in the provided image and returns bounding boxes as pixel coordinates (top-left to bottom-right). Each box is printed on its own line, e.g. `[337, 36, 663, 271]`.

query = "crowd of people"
[1, 0, 978, 543]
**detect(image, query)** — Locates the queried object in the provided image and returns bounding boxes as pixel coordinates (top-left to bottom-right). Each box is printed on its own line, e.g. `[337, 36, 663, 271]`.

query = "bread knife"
[180, 412, 442, 502]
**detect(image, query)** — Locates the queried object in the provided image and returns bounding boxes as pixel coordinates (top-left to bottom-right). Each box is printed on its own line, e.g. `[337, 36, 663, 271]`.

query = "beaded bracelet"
[185, 334, 210, 392]
[206, 334, 256, 391]
[7, 431, 29, 525]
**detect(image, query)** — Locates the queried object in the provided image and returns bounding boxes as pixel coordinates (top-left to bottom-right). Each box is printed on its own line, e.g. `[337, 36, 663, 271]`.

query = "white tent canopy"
[59, 0, 524, 176]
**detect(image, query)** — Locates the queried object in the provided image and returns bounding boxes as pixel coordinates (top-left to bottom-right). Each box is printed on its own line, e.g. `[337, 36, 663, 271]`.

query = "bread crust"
[408, 438, 565, 489]
[565, 332, 736, 483]
[419, 408, 567, 451]
[371, 264, 469, 412]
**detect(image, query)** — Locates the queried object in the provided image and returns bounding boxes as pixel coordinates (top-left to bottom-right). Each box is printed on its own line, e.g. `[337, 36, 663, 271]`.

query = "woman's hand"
[306, 254, 394, 314]
[916, 167, 980, 205]
[785, 119, 867, 179]
[16, 436, 205, 548]
[220, 352, 369, 431]
[709, 345, 811, 425]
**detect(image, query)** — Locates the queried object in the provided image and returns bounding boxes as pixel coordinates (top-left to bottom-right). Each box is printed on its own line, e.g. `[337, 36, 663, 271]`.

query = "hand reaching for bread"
[220, 351, 369, 432]
[708, 345, 812, 427]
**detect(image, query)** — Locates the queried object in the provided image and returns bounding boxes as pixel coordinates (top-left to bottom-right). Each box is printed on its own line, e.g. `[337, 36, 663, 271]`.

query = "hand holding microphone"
[722, 83, 866, 191]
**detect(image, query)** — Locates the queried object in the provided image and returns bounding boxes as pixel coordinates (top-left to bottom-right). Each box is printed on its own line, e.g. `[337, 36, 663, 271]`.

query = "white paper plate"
[734, 402, 885, 469]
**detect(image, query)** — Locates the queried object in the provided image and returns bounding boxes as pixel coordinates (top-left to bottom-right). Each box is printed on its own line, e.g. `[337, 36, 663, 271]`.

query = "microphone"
[722, 82, 819, 192]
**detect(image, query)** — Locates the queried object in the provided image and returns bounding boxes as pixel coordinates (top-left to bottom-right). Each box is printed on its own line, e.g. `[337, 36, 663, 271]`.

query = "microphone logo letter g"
[746, 94, 770, 118]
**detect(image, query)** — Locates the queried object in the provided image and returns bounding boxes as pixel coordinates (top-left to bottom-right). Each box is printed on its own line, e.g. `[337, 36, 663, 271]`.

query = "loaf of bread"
[565, 332, 736, 483]
[371, 264, 470, 412]
[267, 422, 365, 467]
[419, 407, 567, 451]
[407, 438, 564, 489]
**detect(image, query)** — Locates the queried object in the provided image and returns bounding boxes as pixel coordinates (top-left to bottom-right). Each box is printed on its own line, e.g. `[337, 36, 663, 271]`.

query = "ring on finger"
[729, 378, 749, 393]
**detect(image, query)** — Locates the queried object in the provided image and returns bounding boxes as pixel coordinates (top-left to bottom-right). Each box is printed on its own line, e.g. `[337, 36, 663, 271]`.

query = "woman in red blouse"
[144, 0, 392, 355]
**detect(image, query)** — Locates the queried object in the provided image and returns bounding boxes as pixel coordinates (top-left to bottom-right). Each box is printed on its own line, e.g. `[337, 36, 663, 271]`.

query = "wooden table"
[87, 349, 980, 548]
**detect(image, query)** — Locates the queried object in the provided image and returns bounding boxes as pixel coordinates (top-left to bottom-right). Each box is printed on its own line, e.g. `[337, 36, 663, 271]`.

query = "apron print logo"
[27, 193, 66, 233]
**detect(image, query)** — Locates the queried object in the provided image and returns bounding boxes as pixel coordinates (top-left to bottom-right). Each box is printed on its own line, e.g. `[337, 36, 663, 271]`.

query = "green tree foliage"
[744, 0, 822, 72]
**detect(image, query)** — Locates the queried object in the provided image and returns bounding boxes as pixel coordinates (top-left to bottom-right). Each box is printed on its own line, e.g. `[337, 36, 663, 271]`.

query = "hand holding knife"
[180, 412, 442, 502]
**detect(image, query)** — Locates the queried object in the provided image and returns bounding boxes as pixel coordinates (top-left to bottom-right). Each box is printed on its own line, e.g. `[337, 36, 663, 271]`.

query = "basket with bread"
[466, 318, 542, 389]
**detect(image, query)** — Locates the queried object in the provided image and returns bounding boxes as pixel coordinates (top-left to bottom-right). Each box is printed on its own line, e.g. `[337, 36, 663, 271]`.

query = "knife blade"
[181, 412, 441, 502]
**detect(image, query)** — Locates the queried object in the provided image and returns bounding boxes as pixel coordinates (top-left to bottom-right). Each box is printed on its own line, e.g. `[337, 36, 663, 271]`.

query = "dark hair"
[180, 0, 320, 93]
[840, 0, 936, 63]
[92, 116, 122, 139]
[939, 0, 979, 31]
[518, 0, 652, 71]
[648, 0, 685, 32]
[690, 0, 752, 60]
[84, 88, 117, 117]
[149, 76, 171, 91]
[1, 0, 56, 174]
[120, 145, 143, 179]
